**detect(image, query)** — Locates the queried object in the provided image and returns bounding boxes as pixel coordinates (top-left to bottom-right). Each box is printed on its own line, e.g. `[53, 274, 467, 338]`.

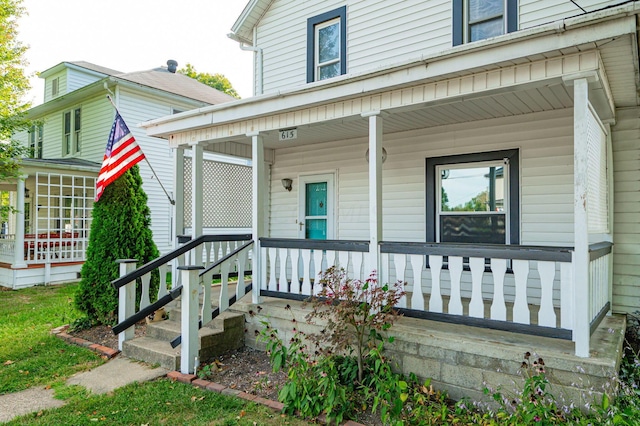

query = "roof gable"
[231, 0, 274, 44]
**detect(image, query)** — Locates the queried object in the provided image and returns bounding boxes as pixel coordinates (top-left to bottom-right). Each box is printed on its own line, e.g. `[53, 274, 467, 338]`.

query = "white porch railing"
[258, 238, 613, 356]
[0, 235, 15, 263]
[112, 234, 253, 374]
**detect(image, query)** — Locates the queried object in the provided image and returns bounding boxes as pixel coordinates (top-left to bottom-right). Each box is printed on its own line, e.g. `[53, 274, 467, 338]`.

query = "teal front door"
[299, 174, 334, 240]
[305, 182, 327, 240]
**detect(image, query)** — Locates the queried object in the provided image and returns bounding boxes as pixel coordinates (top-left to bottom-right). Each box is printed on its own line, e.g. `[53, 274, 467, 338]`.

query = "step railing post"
[179, 265, 204, 374]
[117, 259, 138, 351]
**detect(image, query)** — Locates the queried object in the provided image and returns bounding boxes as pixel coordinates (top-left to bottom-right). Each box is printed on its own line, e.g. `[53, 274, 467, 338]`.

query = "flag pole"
[106, 95, 175, 205]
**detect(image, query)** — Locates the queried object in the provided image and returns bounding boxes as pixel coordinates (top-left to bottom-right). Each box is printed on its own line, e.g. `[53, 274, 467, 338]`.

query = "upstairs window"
[453, 0, 518, 46]
[426, 149, 519, 245]
[63, 107, 81, 155]
[28, 124, 43, 159]
[307, 6, 346, 83]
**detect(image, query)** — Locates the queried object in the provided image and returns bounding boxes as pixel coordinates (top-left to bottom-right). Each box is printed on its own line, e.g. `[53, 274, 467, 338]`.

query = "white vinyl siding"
[253, 0, 628, 95]
[65, 68, 106, 93]
[269, 109, 574, 247]
[612, 108, 640, 314]
[519, 0, 618, 30]
[44, 71, 66, 103]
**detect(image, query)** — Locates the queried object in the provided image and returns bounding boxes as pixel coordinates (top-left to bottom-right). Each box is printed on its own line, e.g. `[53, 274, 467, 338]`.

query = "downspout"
[227, 31, 263, 96]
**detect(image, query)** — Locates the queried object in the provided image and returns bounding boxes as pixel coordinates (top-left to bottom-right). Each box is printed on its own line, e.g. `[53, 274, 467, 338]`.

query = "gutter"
[228, 31, 263, 96]
[143, 1, 640, 133]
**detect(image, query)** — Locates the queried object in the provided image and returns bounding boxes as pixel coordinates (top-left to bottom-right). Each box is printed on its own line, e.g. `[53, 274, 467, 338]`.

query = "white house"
[2, 60, 251, 289]
[119, 0, 640, 399]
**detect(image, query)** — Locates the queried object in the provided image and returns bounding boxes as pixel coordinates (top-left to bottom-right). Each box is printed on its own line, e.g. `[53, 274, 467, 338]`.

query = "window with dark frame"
[74, 108, 81, 152]
[51, 77, 59, 97]
[426, 149, 520, 245]
[63, 111, 71, 155]
[452, 0, 518, 46]
[28, 124, 43, 159]
[307, 6, 347, 83]
[63, 108, 81, 155]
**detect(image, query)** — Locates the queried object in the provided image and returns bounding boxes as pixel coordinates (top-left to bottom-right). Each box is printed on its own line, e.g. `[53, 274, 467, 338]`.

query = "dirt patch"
[69, 322, 146, 350]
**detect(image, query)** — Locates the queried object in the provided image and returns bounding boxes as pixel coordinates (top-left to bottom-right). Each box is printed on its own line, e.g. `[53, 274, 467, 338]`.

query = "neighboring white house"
[2, 60, 250, 289]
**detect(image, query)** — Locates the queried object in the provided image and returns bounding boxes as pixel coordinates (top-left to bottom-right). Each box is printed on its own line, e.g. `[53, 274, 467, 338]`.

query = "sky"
[17, 0, 254, 105]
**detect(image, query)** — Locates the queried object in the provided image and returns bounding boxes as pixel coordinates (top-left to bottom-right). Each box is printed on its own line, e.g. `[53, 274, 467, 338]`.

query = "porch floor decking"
[236, 295, 625, 404]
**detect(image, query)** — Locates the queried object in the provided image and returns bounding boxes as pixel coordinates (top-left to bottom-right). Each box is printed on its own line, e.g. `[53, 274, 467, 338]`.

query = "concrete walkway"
[0, 355, 168, 423]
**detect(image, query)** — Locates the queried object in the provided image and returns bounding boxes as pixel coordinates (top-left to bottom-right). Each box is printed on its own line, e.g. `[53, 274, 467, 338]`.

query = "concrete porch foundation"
[233, 296, 625, 407]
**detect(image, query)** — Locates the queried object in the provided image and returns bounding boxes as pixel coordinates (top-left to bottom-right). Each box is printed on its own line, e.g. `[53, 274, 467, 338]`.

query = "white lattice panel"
[586, 106, 608, 233]
[184, 158, 252, 228]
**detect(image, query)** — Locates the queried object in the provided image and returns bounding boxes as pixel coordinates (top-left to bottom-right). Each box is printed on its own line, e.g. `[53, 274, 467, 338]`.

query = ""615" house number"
[279, 128, 297, 141]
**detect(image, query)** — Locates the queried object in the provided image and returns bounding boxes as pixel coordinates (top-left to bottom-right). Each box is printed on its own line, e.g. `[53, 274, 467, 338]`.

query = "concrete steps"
[121, 287, 246, 371]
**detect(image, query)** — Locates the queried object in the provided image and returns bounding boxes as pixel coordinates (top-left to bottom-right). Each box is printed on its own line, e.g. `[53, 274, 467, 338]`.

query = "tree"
[75, 166, 160, 324]
[0, 0, 30, 219]
[178, 63, 240, 99]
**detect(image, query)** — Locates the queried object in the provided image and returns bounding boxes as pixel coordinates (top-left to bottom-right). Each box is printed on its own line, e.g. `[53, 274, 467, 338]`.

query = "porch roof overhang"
[0, 158, 100, 191]
[144, 4, 639, 151]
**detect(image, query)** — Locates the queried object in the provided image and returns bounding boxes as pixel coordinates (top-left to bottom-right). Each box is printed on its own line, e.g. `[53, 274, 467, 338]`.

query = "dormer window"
[307, 6, 347, 83]
[51, 77, 59, 97]
[453, 0, 518, 46]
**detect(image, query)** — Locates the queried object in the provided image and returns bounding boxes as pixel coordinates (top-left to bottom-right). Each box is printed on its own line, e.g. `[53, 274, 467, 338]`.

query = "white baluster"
[177, 253, 185, 287]
[260, 247, 268, 290]
[352, 252, 363, 281]
[268, 247, 277, 291]
[236, 248, 248, 301]
[469, 257, 485, 318]
[140, 272, 151, 310]
[204, 242, 212, 267]
[381, 252, 390, 287]
[157, 264, 168, 298]
[338, 251, 350, 271]
[538, 261, 556, 327]
[213, 241, 221, 263]
[279, 248, 289, 293]
[560, 262, 574, 330]
[429, 255, 443, 313]
[410, 254, 424, 311]
[448, 256, 463, 316]
[325, 250, 336, 270]
[313, 249, 324, 295]
[512, 259, 530, 325]
[219, 261, 230, 312]
[393, 254, 407, 308]
[490, 258, 507, 321]
[202, 270, 213, 324]
[301, 249, 312, 295]
[290, 249, 300, 294]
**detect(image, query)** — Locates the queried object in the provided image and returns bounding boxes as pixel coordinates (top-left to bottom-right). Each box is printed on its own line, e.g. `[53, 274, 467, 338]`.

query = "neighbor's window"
[426, 149, 519, 245]
[453, 0, 518, 46]
[28, 124, 43, 159]
[51, 77, 59, 97]
[307, 6, 346, 83]
[63, 107, 81, 155]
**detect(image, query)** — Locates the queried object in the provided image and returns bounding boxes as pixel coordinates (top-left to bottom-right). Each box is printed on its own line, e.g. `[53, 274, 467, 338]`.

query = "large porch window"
[426, 149, 519, 244]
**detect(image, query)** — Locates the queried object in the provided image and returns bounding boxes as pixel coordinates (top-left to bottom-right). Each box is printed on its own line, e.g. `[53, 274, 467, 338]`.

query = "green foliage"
[0, 0, 31, 220]
[306, 267, 405, 382]
[178, 63, 240, 99]
[75, 166, 160, 324]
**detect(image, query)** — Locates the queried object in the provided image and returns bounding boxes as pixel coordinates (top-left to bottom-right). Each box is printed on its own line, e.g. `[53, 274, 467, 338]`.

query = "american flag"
[95, 112, 145, 201]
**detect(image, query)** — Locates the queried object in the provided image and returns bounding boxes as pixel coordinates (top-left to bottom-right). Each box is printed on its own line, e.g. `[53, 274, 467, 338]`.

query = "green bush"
[75, 166, 159, 324]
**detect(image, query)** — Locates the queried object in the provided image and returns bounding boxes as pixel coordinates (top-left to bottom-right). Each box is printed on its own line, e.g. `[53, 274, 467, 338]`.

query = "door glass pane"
[306, 182, 327, 216]
[306, 219, 327, 240]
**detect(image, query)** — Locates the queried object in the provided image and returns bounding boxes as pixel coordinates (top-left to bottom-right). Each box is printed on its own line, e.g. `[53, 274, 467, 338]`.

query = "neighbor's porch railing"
[258, 238, 612, 356]
[0, 234, 15, 263]
[111, 234, 252, 374]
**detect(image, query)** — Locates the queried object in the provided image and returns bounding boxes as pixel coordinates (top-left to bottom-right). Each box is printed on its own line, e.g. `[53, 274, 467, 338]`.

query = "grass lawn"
[6, 379, 309, 425]
[0, 283, 309, 425]
[0, 284, 103, 394]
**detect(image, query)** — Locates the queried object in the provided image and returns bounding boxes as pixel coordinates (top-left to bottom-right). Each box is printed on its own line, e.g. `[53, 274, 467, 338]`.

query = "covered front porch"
[134, 21, 639, 391]
[0, 158, 98, 288]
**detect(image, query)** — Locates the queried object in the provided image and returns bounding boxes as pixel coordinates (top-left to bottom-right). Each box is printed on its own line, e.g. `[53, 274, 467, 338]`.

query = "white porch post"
[117, 259, 137, 351]
[13, 176, 27, 269]
[172, 147, 185, 288]
[573, 77, 591, 358]
[190, 144, 203, 265]
[249, 132, 265, 304]
[363, 112, 383, 277]
[179, 265, 203, 374]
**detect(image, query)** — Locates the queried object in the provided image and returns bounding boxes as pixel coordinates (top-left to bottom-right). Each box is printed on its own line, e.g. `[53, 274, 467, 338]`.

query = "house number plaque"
[279, 128, 297, 141]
